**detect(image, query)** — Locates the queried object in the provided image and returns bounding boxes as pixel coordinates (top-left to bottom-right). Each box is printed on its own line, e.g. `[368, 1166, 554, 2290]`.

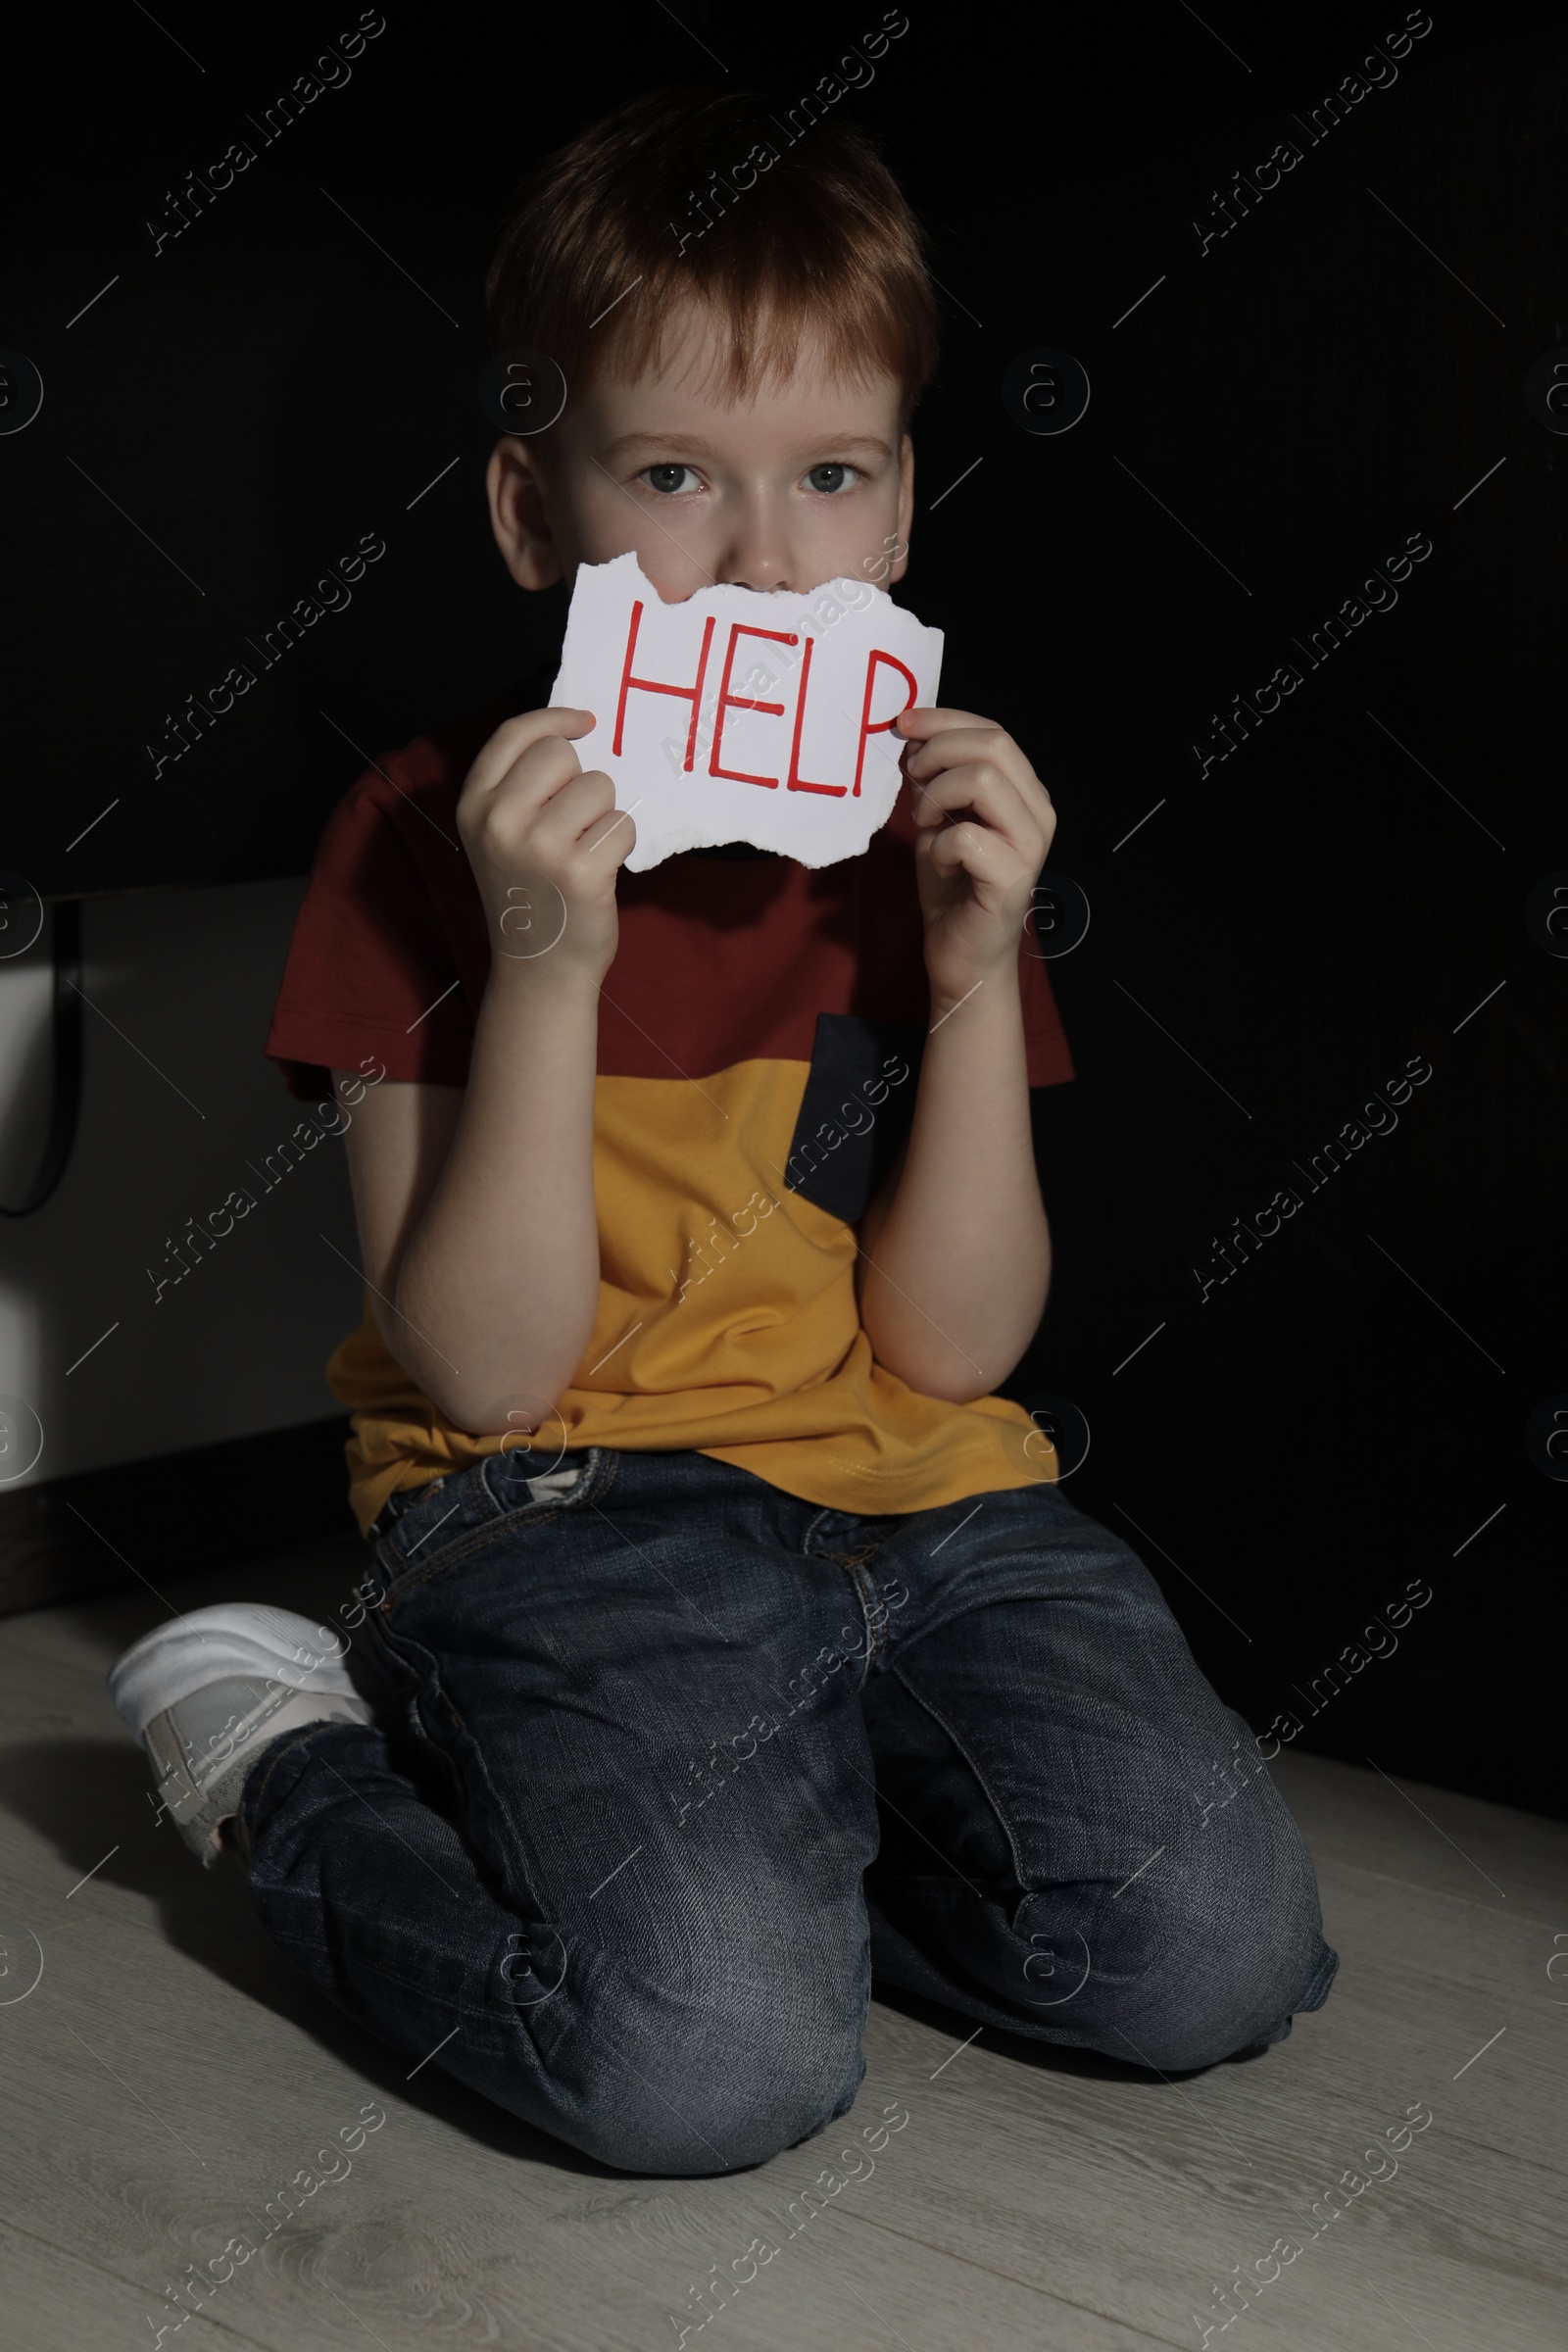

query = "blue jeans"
[242, 1446, 1337, 2177]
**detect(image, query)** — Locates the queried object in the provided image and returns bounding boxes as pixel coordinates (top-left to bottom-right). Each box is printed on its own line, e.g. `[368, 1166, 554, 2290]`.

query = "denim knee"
[473, 1936, 868, 2178]
[1099, 1791, 1337, 2074]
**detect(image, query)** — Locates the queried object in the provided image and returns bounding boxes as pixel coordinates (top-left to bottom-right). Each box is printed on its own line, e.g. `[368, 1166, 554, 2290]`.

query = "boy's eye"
[804, 464, 858, 494]
[639, 464, 702, 495]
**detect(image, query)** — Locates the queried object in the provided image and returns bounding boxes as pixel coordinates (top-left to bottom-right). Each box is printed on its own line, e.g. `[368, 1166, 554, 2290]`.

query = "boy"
[110, 84, 1336, 2176]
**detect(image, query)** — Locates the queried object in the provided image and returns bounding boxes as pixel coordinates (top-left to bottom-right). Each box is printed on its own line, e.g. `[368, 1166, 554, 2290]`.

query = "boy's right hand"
[456, 708, 632, 984]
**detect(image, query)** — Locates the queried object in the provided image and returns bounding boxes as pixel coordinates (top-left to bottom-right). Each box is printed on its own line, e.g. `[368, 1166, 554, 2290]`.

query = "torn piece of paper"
[548, 552, 944, 871]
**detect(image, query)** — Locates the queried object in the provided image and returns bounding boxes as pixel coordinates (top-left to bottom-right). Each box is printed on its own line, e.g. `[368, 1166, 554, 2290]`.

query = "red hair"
[484, 84, 941, 430]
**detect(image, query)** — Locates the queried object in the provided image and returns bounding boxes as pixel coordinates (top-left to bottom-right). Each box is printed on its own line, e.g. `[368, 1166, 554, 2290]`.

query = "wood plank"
[1272, 1747, 1568, 1923]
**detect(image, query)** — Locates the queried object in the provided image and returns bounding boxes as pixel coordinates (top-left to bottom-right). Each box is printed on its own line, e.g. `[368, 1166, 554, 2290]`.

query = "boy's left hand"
[895, 708, 1056, 1007]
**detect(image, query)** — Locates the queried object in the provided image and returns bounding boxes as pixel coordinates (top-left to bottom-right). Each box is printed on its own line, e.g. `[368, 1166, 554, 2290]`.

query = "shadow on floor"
[865, 1977, 1275, 2082]
[0, 1733, 610, 2178]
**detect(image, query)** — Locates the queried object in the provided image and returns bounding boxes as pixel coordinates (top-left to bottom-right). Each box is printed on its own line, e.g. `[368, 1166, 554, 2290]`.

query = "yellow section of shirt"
[327, 1057, 1057, 1535]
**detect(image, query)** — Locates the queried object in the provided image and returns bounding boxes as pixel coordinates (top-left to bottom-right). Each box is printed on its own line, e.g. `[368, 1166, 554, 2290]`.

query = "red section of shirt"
[264, 692, 1076, 1102]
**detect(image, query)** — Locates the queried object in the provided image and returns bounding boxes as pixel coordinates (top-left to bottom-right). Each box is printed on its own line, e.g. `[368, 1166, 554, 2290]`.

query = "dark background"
[2, 1, 1563, 1813]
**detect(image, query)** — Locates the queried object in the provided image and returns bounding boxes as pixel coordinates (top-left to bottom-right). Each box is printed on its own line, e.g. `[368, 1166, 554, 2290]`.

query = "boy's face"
[487, 302, 915, 606]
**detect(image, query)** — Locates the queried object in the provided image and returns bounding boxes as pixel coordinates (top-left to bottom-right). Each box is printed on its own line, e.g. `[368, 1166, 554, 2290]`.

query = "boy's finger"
[901, 722, 1048, 819]
[903, 722, 1036, 783]
[472, 730, 599, 834]
[464, 706, 596, 798]
[503, 753, 625, 856]
[893, 706, 988, 739]
[908, 764, 1044, 863]
[578, 795, 639, 866]
[922, 814, 1022, 894]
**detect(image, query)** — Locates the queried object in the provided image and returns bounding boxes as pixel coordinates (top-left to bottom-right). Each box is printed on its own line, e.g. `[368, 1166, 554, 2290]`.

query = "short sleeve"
[1017, 935, 1075, 1088]
[264, 769, 477, 1105]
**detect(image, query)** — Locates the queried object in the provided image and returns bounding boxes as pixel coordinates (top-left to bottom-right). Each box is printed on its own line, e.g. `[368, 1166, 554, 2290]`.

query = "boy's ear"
[486, 437, 563, 590]
[889, 432, 914, 584]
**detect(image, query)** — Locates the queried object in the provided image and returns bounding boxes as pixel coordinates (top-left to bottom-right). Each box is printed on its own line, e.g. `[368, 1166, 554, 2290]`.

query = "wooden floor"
[2, 1535, 1564, 2352]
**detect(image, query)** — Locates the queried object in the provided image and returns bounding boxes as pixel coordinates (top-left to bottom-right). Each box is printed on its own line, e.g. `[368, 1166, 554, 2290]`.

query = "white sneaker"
[108, 1603, 372, 1868]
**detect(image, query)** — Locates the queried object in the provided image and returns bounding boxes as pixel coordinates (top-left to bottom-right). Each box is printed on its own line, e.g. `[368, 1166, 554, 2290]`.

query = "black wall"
[3, 0, 1563, 1812]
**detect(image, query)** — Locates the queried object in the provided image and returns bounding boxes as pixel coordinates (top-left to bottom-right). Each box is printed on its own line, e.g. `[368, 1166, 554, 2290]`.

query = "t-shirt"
[265, 665, 1076, 1537]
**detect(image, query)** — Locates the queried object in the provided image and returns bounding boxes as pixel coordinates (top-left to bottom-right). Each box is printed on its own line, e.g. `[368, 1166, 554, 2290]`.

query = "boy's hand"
[895, 708, 1056, 1007]
[457, 708, 631, 983]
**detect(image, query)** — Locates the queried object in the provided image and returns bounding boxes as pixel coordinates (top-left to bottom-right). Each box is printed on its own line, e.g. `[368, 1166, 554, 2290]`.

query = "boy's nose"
[718, 561, 794, 593]
[714, 507, 794, 594]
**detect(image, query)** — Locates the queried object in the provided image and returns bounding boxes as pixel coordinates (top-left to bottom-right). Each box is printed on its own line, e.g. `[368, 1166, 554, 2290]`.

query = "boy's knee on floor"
[1110, 1813, 1333, 2071]
[565, 2004, 863, 2177]
[477, 1940, 867, 2177]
